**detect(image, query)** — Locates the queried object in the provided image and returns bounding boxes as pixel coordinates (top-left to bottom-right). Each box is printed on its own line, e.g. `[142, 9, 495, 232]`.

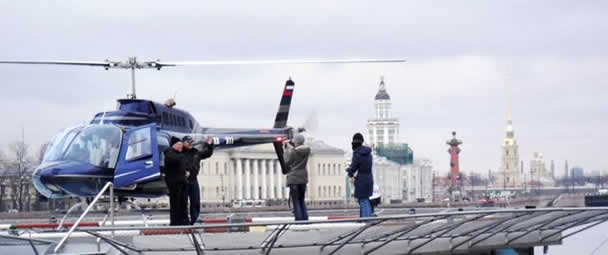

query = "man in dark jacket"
[164, 137, 189, 225]
[346, 133, 374, 218]
[182, 136, 214, 225]
[283, 134, 310, 221]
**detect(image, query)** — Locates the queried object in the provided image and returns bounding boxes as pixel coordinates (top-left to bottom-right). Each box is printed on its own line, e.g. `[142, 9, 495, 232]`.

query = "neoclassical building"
[197, 138, 346, 206]
[343, 151, 403, 205]
[402, 159, 434, 202]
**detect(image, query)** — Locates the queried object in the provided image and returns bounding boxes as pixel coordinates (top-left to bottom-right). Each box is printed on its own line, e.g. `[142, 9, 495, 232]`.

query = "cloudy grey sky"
[1, 1, 607, 176]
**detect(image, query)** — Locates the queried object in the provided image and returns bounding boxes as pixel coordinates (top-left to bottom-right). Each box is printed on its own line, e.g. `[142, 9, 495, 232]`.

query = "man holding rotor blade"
[182, 136, 214, 225]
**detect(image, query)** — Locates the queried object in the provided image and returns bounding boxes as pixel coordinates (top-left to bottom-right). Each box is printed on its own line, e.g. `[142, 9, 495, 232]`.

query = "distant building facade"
[402, 159, 433, 202]
[529, 152, 554, 186]
[571, 166, 584, 178]
[365, 76, 421, 202]
[367, 77, 399, 148]
[344, 151, 403, 205]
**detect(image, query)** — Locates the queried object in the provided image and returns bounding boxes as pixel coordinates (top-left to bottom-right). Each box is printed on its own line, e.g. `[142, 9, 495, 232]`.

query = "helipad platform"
[2, 207, 608, 255]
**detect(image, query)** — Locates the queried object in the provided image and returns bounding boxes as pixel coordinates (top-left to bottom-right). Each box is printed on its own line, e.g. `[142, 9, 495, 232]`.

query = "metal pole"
[54, 182, 113, 253]
[130, 66, 136, 99]
[110, 184, 114, 237]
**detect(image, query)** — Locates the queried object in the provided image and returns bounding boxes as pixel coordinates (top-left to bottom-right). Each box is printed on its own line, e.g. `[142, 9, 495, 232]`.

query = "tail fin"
[273, 78, 295, 174]
[273, 79, 295, 128]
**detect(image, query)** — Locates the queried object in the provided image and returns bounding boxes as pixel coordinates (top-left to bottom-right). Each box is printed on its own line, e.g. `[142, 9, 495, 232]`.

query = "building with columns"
[197, 138, 346, 206]
[497, 89, 521, 188]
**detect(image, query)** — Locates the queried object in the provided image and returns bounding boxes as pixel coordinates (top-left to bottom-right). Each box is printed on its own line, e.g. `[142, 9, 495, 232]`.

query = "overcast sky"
[1, 1, 607, 176]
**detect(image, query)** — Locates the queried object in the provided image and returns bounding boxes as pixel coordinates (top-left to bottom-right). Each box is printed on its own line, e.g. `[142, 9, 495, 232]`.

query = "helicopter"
[0, 57, 404, 199]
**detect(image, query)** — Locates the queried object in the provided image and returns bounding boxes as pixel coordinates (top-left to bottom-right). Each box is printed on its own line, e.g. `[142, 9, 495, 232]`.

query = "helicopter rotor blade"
[0, 60, 113, 67]
[154, 58, 405, 67]
[0, 58, 405, 70]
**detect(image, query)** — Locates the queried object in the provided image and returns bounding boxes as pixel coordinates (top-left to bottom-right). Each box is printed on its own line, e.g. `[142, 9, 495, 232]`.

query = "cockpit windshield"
[43, 125, 123, 168]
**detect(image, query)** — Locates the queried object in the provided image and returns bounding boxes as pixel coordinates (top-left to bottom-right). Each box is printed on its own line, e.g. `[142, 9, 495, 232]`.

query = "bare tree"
[31, 143, 49, 211]
[0, 148, 7, 211]
[7, 141, 32, 211]
[37, 143, 48, 164]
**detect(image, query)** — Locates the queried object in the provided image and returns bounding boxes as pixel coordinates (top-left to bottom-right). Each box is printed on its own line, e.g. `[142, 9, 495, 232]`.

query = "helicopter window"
[158, 135, 169, 168]
[119, 101, 153, 114]
[162, 112, 169, 125]
[125, 127, 152, 161]
[48, 125, 122, 168]
[43, 125, 83, 162]
[189, 119, 193, 129]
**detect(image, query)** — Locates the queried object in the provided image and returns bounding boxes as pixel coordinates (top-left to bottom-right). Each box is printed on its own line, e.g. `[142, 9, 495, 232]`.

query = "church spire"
[505, 86, 514, 138]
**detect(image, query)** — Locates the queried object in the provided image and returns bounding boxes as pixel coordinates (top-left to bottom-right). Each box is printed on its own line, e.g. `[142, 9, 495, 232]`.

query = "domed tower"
[367, 76, 400, 149]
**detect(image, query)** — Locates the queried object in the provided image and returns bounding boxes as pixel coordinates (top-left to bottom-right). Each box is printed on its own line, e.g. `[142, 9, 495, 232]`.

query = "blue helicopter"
[1, 57, 404, 199]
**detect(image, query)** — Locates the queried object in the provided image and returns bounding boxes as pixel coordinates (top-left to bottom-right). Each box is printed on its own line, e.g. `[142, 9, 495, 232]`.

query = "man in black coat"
[182, 136, 214, 225]
[346, 133, 374, 218]
[163, 137, 189, 225]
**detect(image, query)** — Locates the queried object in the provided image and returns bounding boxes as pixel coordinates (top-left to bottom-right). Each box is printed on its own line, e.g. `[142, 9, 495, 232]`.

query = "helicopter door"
[114, 124, 160, 188]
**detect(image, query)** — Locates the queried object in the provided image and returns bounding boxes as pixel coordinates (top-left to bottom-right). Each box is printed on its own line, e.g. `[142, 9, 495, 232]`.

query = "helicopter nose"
[34, 162, 62, 181]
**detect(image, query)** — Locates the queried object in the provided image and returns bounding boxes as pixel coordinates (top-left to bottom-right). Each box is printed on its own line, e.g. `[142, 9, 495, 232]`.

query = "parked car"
[479, 197, 496, 207]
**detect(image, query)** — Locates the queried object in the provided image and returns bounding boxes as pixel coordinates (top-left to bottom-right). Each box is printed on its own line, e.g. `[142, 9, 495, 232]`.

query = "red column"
[447, 132, 462, 188]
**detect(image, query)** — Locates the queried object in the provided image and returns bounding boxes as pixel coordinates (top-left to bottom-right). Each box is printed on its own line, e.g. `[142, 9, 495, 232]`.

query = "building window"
[318, 186, 322, 197]
[224, 162, 228, 175]
[216, 162, 219, 175]
[318, 164, 321, 176]
[216, 186, 220, 195]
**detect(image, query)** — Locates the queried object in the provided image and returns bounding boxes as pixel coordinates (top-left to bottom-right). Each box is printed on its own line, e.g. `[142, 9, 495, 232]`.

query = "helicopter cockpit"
[43, 125, 123, 169]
